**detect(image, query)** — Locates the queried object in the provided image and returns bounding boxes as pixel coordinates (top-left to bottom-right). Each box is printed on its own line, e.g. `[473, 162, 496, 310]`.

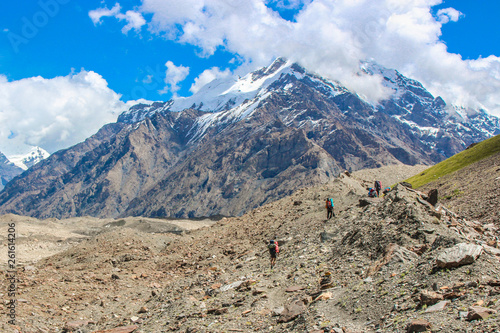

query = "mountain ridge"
[0, 58, 499, 219]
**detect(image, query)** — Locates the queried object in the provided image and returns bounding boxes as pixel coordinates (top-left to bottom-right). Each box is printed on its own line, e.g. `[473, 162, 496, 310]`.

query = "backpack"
[268, 241, 277, 254]
[327, 198, 334, 209]
[375, 181, 381, 190]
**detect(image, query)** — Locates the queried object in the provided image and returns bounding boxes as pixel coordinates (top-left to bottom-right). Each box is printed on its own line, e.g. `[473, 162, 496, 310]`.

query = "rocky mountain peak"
[0, 58, 499, 220]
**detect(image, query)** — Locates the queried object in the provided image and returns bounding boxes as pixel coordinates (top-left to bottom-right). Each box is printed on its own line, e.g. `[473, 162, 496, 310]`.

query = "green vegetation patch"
[405, 134, 500, 189]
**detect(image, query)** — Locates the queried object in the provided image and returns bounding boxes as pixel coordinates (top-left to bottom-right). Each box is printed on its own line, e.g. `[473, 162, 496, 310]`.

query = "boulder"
[426, 189, 438, 206]
[419, 290, 443, 306]
[466, 306, 497, 321]
[406, 319, 431, 333]
[436, 243, 483, 269]
[277, 299, 307, 323]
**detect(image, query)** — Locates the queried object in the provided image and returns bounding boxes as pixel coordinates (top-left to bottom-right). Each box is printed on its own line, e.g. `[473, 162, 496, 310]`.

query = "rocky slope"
[3, 164, 499, 333]
[419, 151, 500, 226]
[1, 59, 499, 219]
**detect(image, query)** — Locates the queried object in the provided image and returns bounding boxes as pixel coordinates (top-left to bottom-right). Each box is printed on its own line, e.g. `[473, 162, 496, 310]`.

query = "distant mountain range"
[0, 147, 49, 191]
[0, 58, 498, 219]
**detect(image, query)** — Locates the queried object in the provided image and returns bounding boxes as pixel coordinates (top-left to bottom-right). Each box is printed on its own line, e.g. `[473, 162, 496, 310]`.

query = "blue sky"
[0, 0, 499, 155]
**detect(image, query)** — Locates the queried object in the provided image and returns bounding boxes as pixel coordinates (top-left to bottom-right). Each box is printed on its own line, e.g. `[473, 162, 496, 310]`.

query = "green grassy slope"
[405, 134, 500, 189]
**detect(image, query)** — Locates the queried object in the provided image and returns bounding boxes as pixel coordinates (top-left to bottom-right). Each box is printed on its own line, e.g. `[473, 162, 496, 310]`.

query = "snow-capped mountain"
[8, 146, 50, 170]
[120, 58, 499, 157]
[0, 58, 498, 219]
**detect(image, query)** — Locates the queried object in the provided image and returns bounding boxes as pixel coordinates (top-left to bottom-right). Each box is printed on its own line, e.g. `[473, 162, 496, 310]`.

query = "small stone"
[272, 306, 284, 316]
[138, 306, 147, 314]
[207, 308, 228, 315]
[285, 285, 306, 292]
[92, 325, 139, 333]
[64, 320, 89, 331]
[242, 309, 252, 316]
[252, 288, 265, 295]
[314, 291, 333, 301]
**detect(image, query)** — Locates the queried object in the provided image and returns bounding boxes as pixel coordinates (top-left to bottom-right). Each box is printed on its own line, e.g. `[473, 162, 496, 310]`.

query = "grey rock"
[424, 300, 449, 313]
[320, 231, 335, 243]
[277, 299, 307, 323]
[436, 243, 483, 268]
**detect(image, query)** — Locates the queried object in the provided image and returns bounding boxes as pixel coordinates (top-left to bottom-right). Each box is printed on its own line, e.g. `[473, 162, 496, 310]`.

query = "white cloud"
[436, 7, 463, 24]
[89, 3, 145, 34]
[121, 10, 147, 34]
[159, 61, 190, 96]
[0, 70, 132, 156]
[89, 3, 122, 25]
[90, 0, 500, 116]
[189, 67, 232, 94]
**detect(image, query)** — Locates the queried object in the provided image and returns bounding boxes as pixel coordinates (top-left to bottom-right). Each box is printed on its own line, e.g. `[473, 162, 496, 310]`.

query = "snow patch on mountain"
[392, 115, 440, 137]
[169, 58, 295, 113]
[8, 146, 50, 170]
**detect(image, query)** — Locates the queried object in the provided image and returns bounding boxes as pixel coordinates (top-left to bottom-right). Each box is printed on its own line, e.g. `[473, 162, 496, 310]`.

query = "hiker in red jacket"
[325, 198, 334, 219]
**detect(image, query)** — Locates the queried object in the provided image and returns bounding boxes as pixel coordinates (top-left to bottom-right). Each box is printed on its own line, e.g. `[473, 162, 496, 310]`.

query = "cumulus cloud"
[120, 0, 498, 115]
[89, 3, 122, 24]
[189, 67, 231, 94]
[89, 3, 145, 34]
[0, 70, 133, 156]
[436, 7, 463, 24]
[159, 61, 190, 96]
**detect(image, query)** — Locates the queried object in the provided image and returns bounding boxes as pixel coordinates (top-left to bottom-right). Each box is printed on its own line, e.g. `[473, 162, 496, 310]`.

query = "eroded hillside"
[2, 164, 499, 333]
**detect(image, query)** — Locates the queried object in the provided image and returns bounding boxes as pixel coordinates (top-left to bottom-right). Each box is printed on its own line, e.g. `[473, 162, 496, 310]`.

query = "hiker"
[325, 198, 334, 219]
[268, 239, 279, 268]
[383, 187, 392, 196]
[374, 180, 382, 197]
[368, 187, 377, 197]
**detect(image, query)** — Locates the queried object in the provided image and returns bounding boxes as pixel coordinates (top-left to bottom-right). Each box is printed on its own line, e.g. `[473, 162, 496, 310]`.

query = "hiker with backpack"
[325, 198, 335, 219]
[268, 239, 279, 269]
[374, 180, 382, 197]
